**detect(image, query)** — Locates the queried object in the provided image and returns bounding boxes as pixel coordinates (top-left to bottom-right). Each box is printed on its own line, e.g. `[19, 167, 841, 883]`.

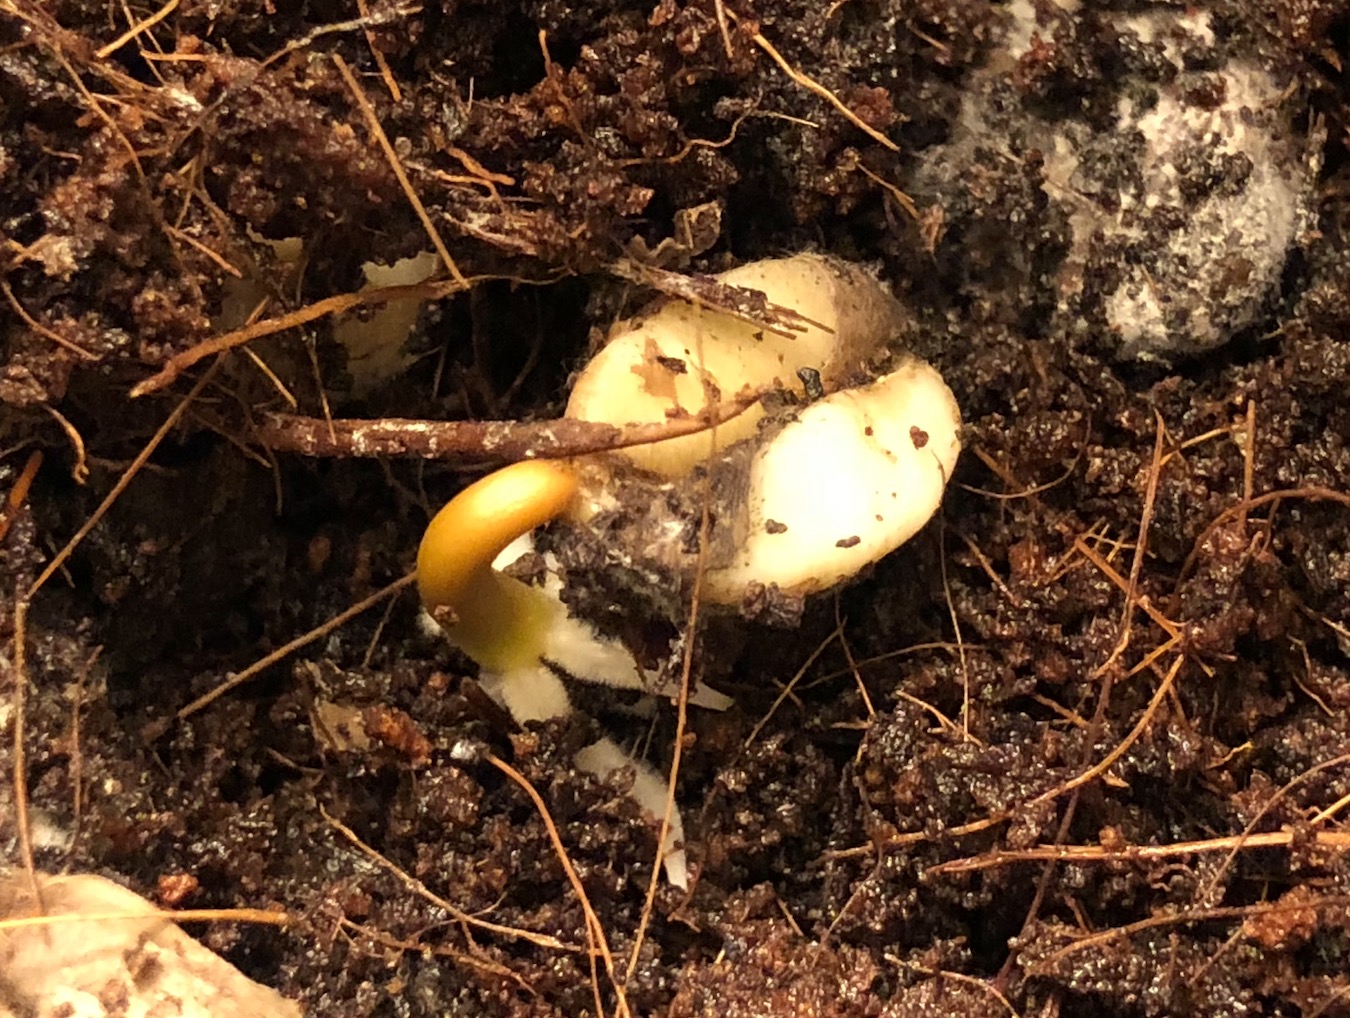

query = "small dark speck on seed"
[865, 426, 874, 436]
[875, 514, 883, 522]
[765, 519, 788, 534]
[797, 366, 825, 401]
[656, 355, 687, 373]
[910, 426, 929, 448]
[836, 535, 861, 548]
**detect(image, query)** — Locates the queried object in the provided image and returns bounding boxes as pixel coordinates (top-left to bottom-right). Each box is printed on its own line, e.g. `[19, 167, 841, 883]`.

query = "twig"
[255, 390, 766, 462]
[255, 4, 424, 74]
[332, 54, 462, 285]
[1027, 896, 1350, 976]
[625, 412, 717, 985]
[12, 598, 44, 914]
[927, 828, 1350, 876]
[834, 595, 874, 720]
[885, 955, 1023, 1018]
[1095, 411, 1169, 679]
[31, 362, 221, 598]
[162, 224, 243, 278]
[1027, 654, 1184, 809]
[40, 406, 89, 484]
[94, 0, 178, 58]
[1194, 751, 1350, 907]
[334, 917, 537, 994]
[1238, 399, 1256, 531]
[354, 0, 401, 101]
[713, 0, 733, 59]
[744, 628, 839, 748]
[939, 513, 972, 739]
[1, 280, 98, 361]
[3, 455, 43, 913]
[0, 451, 43, 543]
[129, 281, 457, 398]
[64, 647, 99, 869]
[607, 259, 826, 340]
[486, 753, 631, 1018]
[1071, 537, 1180, 641]
[958, 426, 1087, 500]
[322, 806, 579, 952]
[1178, 485, 1350, 587]
[728, 12, 899, 152]
[173, 572, 416, 723]
[847, 156, 919, 220]
[0, 906, 289, 930]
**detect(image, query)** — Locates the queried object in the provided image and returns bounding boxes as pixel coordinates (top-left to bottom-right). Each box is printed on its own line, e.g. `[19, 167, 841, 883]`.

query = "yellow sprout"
[417, 460, 578, 673]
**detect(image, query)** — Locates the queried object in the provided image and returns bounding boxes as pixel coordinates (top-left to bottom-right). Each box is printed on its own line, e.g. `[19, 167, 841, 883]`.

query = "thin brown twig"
[486, 753, 631, 1018]
[40, 406, 89, 484]
[625, 416, 717, 986]
[885, 955, 1023, 1018]
[1027, 896, 1350, 976]
[1311, 788, 1350, 825]
[939, 514, 972, 739]
[615, 107, 753, 169]
[1194, 752, 1350, 907]
[1072, 537, 1180, 641]
[118, 0, 170, 85]
[713, 0, 733, 59]
[1177, 485, 1350, 587]
[0, 451, 43, 544]
[63, 647, 99, 871]
[361, 586, 401, 669]
[334, 916, 537, 995]
[0, 906, 290, 930]
[1, 280, 98, 361]
[536, 30, 590, 144]
[12, 598, 44, 914]
[300, 334, 336, 444]
[252, 5, 423, 74]
[1238, 399, 1256, 531]
[1095, 411, 1169, 679]
[728, 12, 899, 152]
[927, 828, 1350, 875]
[354, 0, 402, 101]
[173, 572, 417, 723]
[332, 54, 462, 285]
[129, 280, 459, 397]
[94, 0, 179, 58]
[744, 627, 839, 747]
[952, 527, 1023, 608]
[255, 389, 766, 462]
[808, 640, 972, 684]
[958, 432, 1088, 499]
[162, 224, 243, 277]
[31, 362, 221, 598]
[1307, 984, 1350, 1018]
[241, 348, 299, 409]
[834, 595, 874, 720]
[322, 805, 580, 952]
[1027, 654, 1184, 809]
[848, 157, 919, 221]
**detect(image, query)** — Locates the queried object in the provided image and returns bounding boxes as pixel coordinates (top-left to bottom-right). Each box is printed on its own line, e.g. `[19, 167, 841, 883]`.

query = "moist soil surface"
[4, 1, 1350, 1016]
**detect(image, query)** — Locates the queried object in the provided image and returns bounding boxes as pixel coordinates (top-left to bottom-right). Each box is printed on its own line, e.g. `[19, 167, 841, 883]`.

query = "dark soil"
[4, 1, 1350, 1016]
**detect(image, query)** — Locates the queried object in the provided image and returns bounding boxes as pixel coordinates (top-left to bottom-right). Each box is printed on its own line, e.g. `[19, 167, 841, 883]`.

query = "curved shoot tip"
[417, 459, 578, 613]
